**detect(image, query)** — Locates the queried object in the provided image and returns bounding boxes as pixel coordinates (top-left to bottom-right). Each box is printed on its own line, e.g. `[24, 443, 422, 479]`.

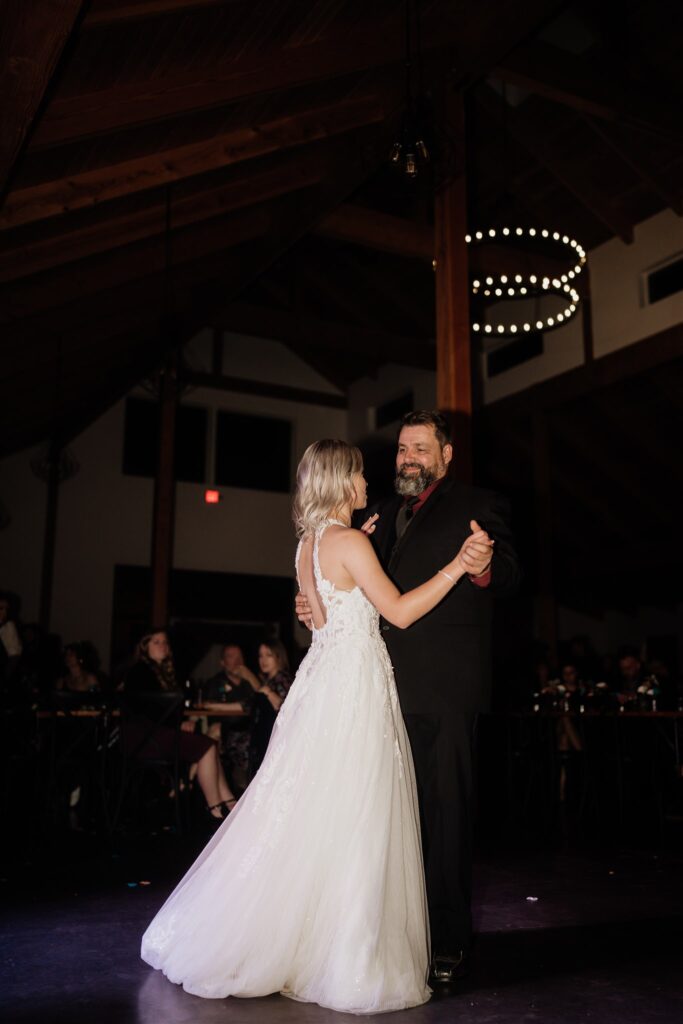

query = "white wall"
[0, 331, 346, 667]
[590, 208, 683, 357]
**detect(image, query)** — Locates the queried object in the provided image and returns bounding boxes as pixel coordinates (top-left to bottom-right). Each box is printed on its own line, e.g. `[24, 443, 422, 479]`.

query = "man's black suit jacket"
[369, 478, 521, 715]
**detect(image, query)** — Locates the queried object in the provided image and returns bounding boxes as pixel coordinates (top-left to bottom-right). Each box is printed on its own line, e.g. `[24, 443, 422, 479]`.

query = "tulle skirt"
[141, 629, 431, 1014]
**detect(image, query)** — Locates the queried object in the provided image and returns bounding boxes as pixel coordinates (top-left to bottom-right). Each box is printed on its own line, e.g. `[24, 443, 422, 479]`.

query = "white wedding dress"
[141, 521, 431, 1014]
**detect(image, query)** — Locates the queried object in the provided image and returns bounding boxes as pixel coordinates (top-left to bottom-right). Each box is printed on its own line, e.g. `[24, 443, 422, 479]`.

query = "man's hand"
[360, 513, 379, 535]
[295, 591, 313, 630]
[459, 519, 494, 577]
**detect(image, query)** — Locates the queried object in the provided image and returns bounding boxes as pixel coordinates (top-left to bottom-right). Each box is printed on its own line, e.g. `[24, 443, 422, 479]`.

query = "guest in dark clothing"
[616, 645, 647, 704]
[124, 628, 236, 821]
[202, 644, 256, 790]
[238, 640, 293, 777]
[55, 642, 100, 694]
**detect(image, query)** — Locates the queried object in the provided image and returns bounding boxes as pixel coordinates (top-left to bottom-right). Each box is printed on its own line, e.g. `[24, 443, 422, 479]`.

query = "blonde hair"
[293, 439, 363, 538]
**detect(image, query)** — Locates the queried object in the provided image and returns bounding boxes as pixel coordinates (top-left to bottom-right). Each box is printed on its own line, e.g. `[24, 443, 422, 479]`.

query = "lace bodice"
[296, 520, 380, 644]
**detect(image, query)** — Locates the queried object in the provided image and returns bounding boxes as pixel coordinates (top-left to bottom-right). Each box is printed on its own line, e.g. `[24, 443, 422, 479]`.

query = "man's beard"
[394, 462, 440, 497]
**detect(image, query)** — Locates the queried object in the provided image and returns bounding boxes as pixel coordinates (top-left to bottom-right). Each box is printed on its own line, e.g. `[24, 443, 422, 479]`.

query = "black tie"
[395, 495, 420, 541]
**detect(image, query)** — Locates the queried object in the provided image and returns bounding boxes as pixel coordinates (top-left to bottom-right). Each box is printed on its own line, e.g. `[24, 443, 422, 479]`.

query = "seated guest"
[616, 645, 646, 703]
[124, 627, 237, 821]
[0, 591, 22, 686]
[202, 644, 256, 791]
[55, 642, 100, 694]
[241, 640, 293, 777]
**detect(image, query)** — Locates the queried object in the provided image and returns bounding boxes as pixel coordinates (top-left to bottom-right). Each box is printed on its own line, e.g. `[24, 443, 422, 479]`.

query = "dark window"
[487, 333, 543, 377]
[647, 255, 683, 304]
[122, 398, 207, 482]
[375, 391, 414, 429]
[215, 411, 291, 492]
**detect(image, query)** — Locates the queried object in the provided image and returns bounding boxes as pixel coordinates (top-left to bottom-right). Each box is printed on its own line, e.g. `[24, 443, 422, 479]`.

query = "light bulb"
[497, 325, 505, 333]
[536, 320, 543, 329]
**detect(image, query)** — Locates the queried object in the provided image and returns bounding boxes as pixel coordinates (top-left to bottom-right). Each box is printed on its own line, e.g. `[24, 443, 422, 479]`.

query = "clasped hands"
[457, 519, 495, 578]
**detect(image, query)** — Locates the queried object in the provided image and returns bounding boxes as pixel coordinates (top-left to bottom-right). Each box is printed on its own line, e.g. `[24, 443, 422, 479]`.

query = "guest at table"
[55, 642, 100, 694]
[240, 639, 293, 777]
[124, 628, 236, 822]
[202, 644, 256, 791]
[616, 646, 647, 703]
[0, 591, 22, 686]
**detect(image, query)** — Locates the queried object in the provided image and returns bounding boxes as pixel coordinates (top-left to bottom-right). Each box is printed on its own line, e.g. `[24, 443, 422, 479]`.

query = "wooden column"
[532, 412, 558, 664]
[434, 88, 472, 482]
[150, 352, 178, 626]
[39, 441, 61, 632]
[581, 264, 594, 365]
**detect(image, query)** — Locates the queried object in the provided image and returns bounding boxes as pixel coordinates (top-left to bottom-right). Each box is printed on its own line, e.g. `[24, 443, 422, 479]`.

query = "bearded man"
[300, 410, 520, 982]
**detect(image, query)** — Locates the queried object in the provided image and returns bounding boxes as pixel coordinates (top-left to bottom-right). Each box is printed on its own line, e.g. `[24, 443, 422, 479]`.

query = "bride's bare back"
[298, 526, 357, 630]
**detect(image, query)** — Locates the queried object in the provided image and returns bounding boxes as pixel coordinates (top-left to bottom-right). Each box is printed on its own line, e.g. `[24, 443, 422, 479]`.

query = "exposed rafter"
[212, 302, 435, 370]
[477, 85, 635, 244]
[0, 94, 386, 230]
[494, 40, 683, 143]
[29, 0, 565, 151]
[0, 0, 86, 197]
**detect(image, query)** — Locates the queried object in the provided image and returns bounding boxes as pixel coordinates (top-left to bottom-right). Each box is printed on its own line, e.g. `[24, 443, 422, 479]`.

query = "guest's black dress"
[204, 671, 254, 772]
[248, 669, 292, 777]
[123, 660, 214, 763]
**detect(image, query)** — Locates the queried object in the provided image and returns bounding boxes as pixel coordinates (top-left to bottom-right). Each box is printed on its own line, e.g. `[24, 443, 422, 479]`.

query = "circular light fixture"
[465, 226, 587, 337]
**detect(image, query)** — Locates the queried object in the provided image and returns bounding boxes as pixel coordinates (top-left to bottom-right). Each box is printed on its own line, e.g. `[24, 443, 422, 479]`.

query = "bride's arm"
[340, 530, 492, 629]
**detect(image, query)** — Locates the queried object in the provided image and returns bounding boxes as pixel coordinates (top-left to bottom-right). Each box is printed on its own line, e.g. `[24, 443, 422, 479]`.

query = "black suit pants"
[403, 711, 477, 954]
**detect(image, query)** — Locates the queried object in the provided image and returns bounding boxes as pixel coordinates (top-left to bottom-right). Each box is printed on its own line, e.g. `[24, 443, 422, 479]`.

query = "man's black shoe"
[429, 951, 469, 983]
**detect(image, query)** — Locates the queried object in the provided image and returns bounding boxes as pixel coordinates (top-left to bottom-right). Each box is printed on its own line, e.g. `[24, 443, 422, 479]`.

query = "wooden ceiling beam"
[484, 322, 683, 424]
[1, 206, 270, 321]
[477, 85, 635, 244]
[0, 93, 386, 230]
[494, 41, 683, 144]
[317, 204, 434, 261]
[186, 371, 347, 409]
[212, 302, 435, 370]
[0, 0, 87, 197]
[0, 146, 332, 283]
[316, 203, 585, 293]
[83, 0, 234, 26]
[580, 115, 683, 216]
[29, 0, 565, 151]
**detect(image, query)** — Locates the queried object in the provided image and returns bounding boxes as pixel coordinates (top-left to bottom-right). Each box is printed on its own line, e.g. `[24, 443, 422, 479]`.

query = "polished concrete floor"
[1, 832, 682, 1024]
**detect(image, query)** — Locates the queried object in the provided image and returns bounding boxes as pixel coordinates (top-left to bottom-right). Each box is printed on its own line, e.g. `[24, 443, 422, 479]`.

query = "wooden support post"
[150, 352, 178, 626]
[39, 441, 61, 632]
[211, 328, 223, 375]
[434, 88, 472, 482]
[532, 412, 557, 664]
[581, 265, 594, 365]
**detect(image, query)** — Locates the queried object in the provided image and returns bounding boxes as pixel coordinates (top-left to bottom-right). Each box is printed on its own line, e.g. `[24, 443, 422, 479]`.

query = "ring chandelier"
[464, 227, 587, 338]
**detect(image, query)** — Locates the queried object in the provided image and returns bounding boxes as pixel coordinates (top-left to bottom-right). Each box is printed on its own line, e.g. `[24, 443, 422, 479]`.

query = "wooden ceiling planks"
[1, 0, 682, 486]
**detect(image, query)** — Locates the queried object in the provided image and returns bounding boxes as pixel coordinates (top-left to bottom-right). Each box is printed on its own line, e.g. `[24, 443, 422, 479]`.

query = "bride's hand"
[360, 513, 379, 535]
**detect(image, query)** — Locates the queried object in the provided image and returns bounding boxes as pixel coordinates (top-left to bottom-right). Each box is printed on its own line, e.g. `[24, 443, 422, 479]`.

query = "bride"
[141, 439, 492, 1014]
